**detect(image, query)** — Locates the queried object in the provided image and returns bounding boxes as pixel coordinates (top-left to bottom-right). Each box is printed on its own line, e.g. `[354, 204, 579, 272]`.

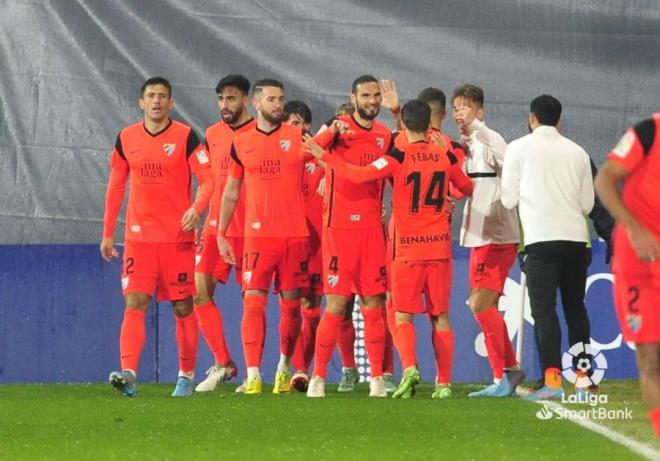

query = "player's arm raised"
[303, 136, 397, 184]
[183, 132, 214, 231]
[100, 136, 129, 261]
[216, 144, 244, 265]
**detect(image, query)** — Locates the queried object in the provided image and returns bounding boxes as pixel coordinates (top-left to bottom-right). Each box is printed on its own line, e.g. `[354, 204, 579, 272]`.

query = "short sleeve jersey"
[108, 120, 210, 243]
[388, 141, 461, 261]
[202, 118, 256, 237]
[608, 113, 660, 239]
[229, 123, 309, 238]
[316, 115, 392, 229]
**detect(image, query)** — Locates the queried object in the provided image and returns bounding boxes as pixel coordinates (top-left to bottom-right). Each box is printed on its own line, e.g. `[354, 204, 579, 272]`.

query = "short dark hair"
[401, 99, 431, 133]
[215, 74, 250, 95]
[452, 84, 484, 107]
[336, 102, 354, 117]
[417, 87, 446, 114]
[252, 78, 284, 96]
[141, 76, 171, 97]
[283, 100, 312, 124]
[352, 74, 378, 94]
[530, 94, 562, 126]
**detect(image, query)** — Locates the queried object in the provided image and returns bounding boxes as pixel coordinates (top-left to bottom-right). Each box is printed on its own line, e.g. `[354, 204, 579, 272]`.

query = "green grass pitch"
[0, 380, 657, 460]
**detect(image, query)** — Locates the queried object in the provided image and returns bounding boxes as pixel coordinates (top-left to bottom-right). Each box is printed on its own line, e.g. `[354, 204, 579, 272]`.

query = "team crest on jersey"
[327, 274, 339, 288]
[196, 150, 209, 164]
[243, 271, 253, 284]
[163, 143, 176, 156]
[612, 131, 635, 158]
[279, 140, 291, 152]
[376, 137, 385, 149]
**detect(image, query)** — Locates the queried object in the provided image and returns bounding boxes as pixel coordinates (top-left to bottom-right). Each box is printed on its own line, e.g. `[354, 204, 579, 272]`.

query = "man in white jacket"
[452, 84, 524, 397]
[501, 94, 594, 400]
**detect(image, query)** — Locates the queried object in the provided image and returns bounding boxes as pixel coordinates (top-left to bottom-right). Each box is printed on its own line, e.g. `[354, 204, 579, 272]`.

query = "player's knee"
[326, 295, 347, 315]
[431, 314, 451, 331]
[361, 295, 385, 309]
[125, 293, 150, 312]
[394, 311, 413, 326]
[172, 298, 193, 317]
[468, 290, 498, 313]
[193, 291, 212, 306]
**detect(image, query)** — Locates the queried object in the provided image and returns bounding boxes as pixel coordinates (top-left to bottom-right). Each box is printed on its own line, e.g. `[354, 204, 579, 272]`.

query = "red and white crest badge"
[163, 144, 176, 156]
[279, 140, 291, 152]
[376, 137, 385, 149]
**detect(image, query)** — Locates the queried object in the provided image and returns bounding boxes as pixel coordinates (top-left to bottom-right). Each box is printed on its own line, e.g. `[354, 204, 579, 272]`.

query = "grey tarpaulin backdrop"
[1, 0, 658, 244]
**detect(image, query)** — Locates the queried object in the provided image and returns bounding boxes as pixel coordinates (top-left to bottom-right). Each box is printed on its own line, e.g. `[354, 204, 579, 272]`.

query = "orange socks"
[382, 304, 394, 375]
[432, 329, 454, 384]
[312, 311, 343, 379]
[119, 309, 146, 373]
[394, 321, 417, 370]
[545, 367, 562, 389]
[362, 307, 385, 377]
[475, 307, 507, 379]
[338, 316, 356, 368]
[279, 298, 302, 357]
[295, 306, 321, 372]
[175, 312, 199, 375]
[241, 294, 267, 368]
[194, 301, 231, 365]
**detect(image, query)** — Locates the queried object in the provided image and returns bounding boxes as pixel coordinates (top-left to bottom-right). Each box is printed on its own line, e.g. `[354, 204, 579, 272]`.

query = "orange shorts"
[242, 237, 309, 292]
[306, 220, 323, 297]
[122, 240, 195, 302]
[323, 226, 387, 297]
[613, 274, 660, 344]
[195, 233, 244, 285]
[612, 228, 660, 344]
[469, 243, 517, 294]
[391, 259, 452, 316]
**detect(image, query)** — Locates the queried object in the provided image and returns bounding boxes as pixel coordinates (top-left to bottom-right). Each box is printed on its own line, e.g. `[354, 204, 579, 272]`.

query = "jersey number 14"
[406, 171, 445, 214]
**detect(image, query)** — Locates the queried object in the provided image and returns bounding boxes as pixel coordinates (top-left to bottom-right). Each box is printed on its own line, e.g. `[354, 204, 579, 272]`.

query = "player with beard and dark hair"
[217, 79, 313, 394]
[193, 74, 256, 392]
[307, 75, 397, 398]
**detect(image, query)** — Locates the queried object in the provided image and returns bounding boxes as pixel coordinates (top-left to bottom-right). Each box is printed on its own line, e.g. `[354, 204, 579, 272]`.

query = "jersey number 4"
[406, 171, 445, 214]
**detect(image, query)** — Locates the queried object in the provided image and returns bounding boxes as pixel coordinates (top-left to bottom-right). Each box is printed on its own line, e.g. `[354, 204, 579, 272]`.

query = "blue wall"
[0, 242, 637, 384]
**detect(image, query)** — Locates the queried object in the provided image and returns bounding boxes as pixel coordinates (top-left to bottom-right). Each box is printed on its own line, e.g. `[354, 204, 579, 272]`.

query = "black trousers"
[524, 240, 592, 371]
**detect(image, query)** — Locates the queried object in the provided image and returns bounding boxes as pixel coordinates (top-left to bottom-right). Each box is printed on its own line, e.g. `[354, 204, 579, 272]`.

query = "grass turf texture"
[0, 381, 655, 460]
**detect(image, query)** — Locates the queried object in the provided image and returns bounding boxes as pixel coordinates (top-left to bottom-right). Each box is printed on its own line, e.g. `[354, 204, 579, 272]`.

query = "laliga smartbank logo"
[535, 343, 632, 421]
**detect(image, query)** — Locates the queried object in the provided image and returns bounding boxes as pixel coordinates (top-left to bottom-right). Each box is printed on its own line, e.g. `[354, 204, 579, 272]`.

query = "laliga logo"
[561, 342, 608, 387]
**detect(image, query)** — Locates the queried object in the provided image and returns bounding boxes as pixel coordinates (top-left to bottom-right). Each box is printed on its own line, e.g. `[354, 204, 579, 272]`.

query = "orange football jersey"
[202, 118, 256, 237]
[229, 123, 310, 238]
[103, 119, 213, 243]
[314, 115, 392, 229]
[323, 138, 473, 260]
